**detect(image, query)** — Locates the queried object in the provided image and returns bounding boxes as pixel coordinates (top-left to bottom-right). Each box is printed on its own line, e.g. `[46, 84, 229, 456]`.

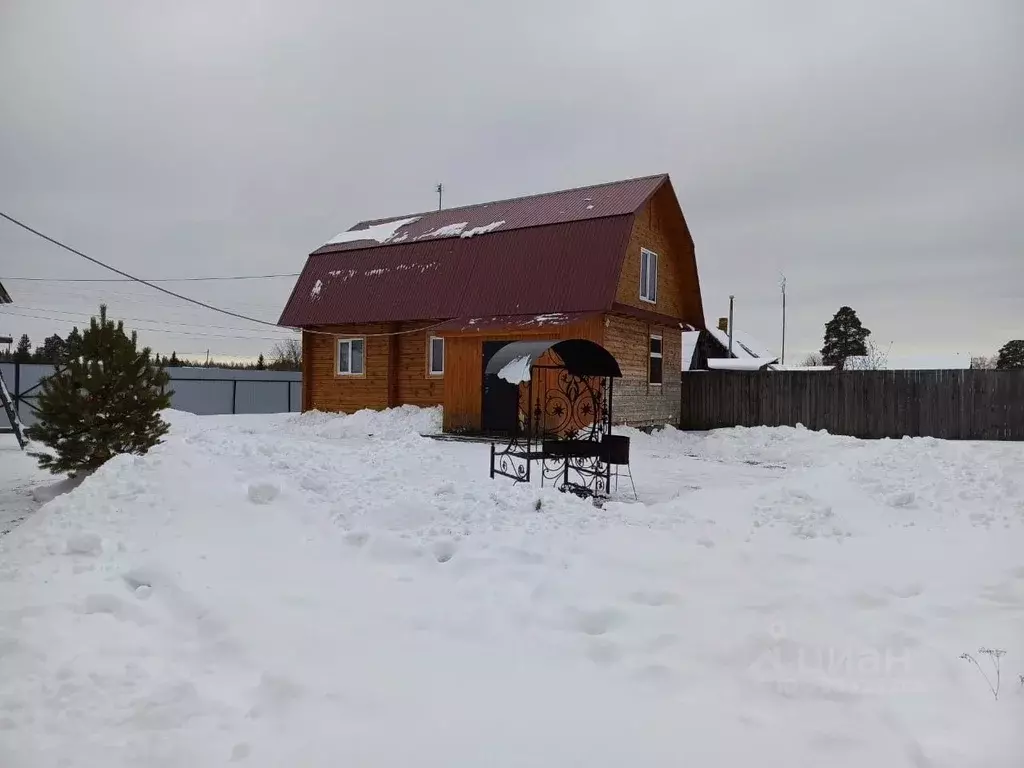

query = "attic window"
[640, 248, 658, 303]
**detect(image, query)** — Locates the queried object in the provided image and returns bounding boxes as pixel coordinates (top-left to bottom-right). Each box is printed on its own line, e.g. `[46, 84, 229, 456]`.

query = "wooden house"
[279, 174, 706, 431]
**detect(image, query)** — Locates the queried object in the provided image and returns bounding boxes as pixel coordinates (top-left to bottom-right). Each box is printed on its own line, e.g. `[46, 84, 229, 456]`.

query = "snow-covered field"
[1, 408, 1022, 767]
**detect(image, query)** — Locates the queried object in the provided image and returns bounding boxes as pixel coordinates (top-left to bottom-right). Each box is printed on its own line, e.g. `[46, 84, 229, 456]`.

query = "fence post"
[231, 380, 238, 415]
[13, 362, 20, 417]
[285, 380, 291, 412]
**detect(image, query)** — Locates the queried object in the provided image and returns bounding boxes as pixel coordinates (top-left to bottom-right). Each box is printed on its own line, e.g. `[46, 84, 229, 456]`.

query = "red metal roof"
[280, 217, 635, 326]
[311, 174, 666, 255]
[280, 175, 670, 327]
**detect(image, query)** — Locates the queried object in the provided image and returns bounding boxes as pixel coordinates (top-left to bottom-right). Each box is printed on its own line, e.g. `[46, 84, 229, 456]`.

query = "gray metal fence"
[1, 362, 301, 429]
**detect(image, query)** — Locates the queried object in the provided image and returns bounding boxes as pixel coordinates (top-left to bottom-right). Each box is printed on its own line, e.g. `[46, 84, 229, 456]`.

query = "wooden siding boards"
[615, 182, 703, 326]
[441, 317, 604, 432]
[304, 323, 445, 414]
[679, 370, 1024, 440]
[603, 314, 682, 426]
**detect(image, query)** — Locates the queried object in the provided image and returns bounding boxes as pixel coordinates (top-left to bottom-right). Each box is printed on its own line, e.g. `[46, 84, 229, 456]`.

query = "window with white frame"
[649, 334, 663, 384]
[336, 337, 365, 375]
[428, 336, 444, 375]
[640, 248, 658, 303]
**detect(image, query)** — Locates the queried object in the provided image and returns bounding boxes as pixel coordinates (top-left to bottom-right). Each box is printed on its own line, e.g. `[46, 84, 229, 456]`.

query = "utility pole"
[727, 295, 735, 357]
[780, 274, 787, 365]
[436, 183, 443, 211]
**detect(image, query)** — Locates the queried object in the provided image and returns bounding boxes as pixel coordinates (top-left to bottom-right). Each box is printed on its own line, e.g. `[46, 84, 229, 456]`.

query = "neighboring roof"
[313, 174, 666, 255]
[706, 327, 773, 360]
[484, 339, 622, 380]
[279, 174, 679, 327]
[707, 358, 775, 371]
[0, 281, 11, 304]
[681, 330, 701, 372]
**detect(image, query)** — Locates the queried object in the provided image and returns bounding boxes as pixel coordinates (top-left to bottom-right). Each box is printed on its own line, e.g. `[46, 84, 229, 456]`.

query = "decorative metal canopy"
[487, 338, 623, 498]
[483, 339, 622, 379]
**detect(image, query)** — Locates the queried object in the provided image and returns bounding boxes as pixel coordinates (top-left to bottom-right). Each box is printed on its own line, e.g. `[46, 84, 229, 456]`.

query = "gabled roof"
[0, 281, 11, 304]
[311, 174, 666, 255]
[280, 174, 673, 327]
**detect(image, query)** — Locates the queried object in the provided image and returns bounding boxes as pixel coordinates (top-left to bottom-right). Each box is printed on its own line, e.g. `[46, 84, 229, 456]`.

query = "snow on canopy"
[497, 355, 533, 384]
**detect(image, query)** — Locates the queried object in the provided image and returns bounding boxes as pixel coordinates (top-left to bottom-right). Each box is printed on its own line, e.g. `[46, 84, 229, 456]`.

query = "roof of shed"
[280, 175, 672, 327]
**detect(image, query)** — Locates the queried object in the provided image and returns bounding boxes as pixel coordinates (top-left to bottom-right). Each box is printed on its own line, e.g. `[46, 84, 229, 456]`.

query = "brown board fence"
[679, 370, 1024, 440]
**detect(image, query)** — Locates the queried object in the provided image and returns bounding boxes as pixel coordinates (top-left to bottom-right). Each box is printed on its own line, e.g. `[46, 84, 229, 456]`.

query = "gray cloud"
[1, 0, 1020, 362]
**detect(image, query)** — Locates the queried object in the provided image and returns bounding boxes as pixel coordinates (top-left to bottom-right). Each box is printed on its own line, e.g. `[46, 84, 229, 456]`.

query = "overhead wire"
[0, 308, 292, 342]
[5, 303, 296, 335]
[3, 273, 299, 283]
[0, 211, 448, 339]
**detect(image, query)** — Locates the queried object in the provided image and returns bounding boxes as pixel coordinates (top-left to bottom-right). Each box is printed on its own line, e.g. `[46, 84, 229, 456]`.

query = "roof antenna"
[436, 183, 443, 211]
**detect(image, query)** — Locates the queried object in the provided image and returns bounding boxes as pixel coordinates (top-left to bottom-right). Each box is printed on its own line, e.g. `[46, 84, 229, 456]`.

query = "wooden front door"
[481, 341, 519, 434]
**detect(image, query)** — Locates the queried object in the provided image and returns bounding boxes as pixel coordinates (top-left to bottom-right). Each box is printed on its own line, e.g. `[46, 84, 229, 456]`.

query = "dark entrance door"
[481, 341, 520, 434]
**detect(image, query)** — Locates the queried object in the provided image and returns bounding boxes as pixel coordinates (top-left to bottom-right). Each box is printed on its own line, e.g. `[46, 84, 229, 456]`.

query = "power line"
[6, 303, 295, 335]
[0, 211, 286, 329]
[3, 273, 299, 283]
[0, 308, 290, 342]
[0, 211, 448, 339]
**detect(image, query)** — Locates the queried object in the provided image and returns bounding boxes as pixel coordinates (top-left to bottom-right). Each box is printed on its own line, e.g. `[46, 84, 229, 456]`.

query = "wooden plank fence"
[680, 370, 1024, 440]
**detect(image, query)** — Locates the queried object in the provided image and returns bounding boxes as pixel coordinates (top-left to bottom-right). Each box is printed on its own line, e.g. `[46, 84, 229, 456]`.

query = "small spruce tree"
[168, 351, 180, 367]
[25, 306, 172, 476]
[996, 340, 1024, 370]
[256, 353, 266, 371]
[821, 306, 871, 369]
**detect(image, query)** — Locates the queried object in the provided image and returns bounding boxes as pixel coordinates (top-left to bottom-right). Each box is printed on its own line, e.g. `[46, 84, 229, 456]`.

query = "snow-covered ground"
[1, 408, 1022, 767]
[0, 436, 51, 536]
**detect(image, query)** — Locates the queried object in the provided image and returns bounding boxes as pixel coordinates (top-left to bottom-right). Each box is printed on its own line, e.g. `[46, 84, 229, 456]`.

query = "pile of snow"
[1, 412, 1022, 766]
[286, 405, 442, 440]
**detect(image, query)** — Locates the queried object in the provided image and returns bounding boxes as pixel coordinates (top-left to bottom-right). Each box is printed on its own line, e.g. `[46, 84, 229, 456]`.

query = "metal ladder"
[0, 367, 26, 449]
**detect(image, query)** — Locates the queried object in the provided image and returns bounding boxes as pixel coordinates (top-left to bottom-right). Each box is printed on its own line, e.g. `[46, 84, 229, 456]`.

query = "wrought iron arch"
[487, 338, 622, 498]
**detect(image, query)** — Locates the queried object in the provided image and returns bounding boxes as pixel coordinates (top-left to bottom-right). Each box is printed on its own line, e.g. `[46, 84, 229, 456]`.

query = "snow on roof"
[706, 327, 773, 361]
[708, 358, 773, 371]
[460, 220, 505, 238]
[416, 222, 468, 239]
[325, 216, 421, 246]
[310, 279, 323, 299]
[769, 364, 834, 372]
[681, 330, 701, 372]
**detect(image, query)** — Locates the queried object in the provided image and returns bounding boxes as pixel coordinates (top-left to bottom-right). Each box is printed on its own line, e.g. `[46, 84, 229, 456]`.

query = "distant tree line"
[0, 333, 302, 371]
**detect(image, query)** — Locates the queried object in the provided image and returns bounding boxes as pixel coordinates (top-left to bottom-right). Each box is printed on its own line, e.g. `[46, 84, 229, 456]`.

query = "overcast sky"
[1, 0, 1020, 363]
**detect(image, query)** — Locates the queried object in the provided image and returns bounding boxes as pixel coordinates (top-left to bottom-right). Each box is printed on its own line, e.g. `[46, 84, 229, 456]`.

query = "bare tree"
[802, 352, 823, 367]
[270, 338, 302, 371]
[843, 341, 890, 371]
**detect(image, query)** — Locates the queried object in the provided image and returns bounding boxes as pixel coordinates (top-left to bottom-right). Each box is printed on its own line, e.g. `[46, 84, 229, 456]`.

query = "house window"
[337, 337, 365, 376]
[640, 248, 658, 303]
[428, 336, 444, 375]
[649, 334, 663, 384]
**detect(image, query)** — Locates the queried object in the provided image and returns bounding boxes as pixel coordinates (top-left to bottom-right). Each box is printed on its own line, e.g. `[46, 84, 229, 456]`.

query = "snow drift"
[1, 408, 1022, 767]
